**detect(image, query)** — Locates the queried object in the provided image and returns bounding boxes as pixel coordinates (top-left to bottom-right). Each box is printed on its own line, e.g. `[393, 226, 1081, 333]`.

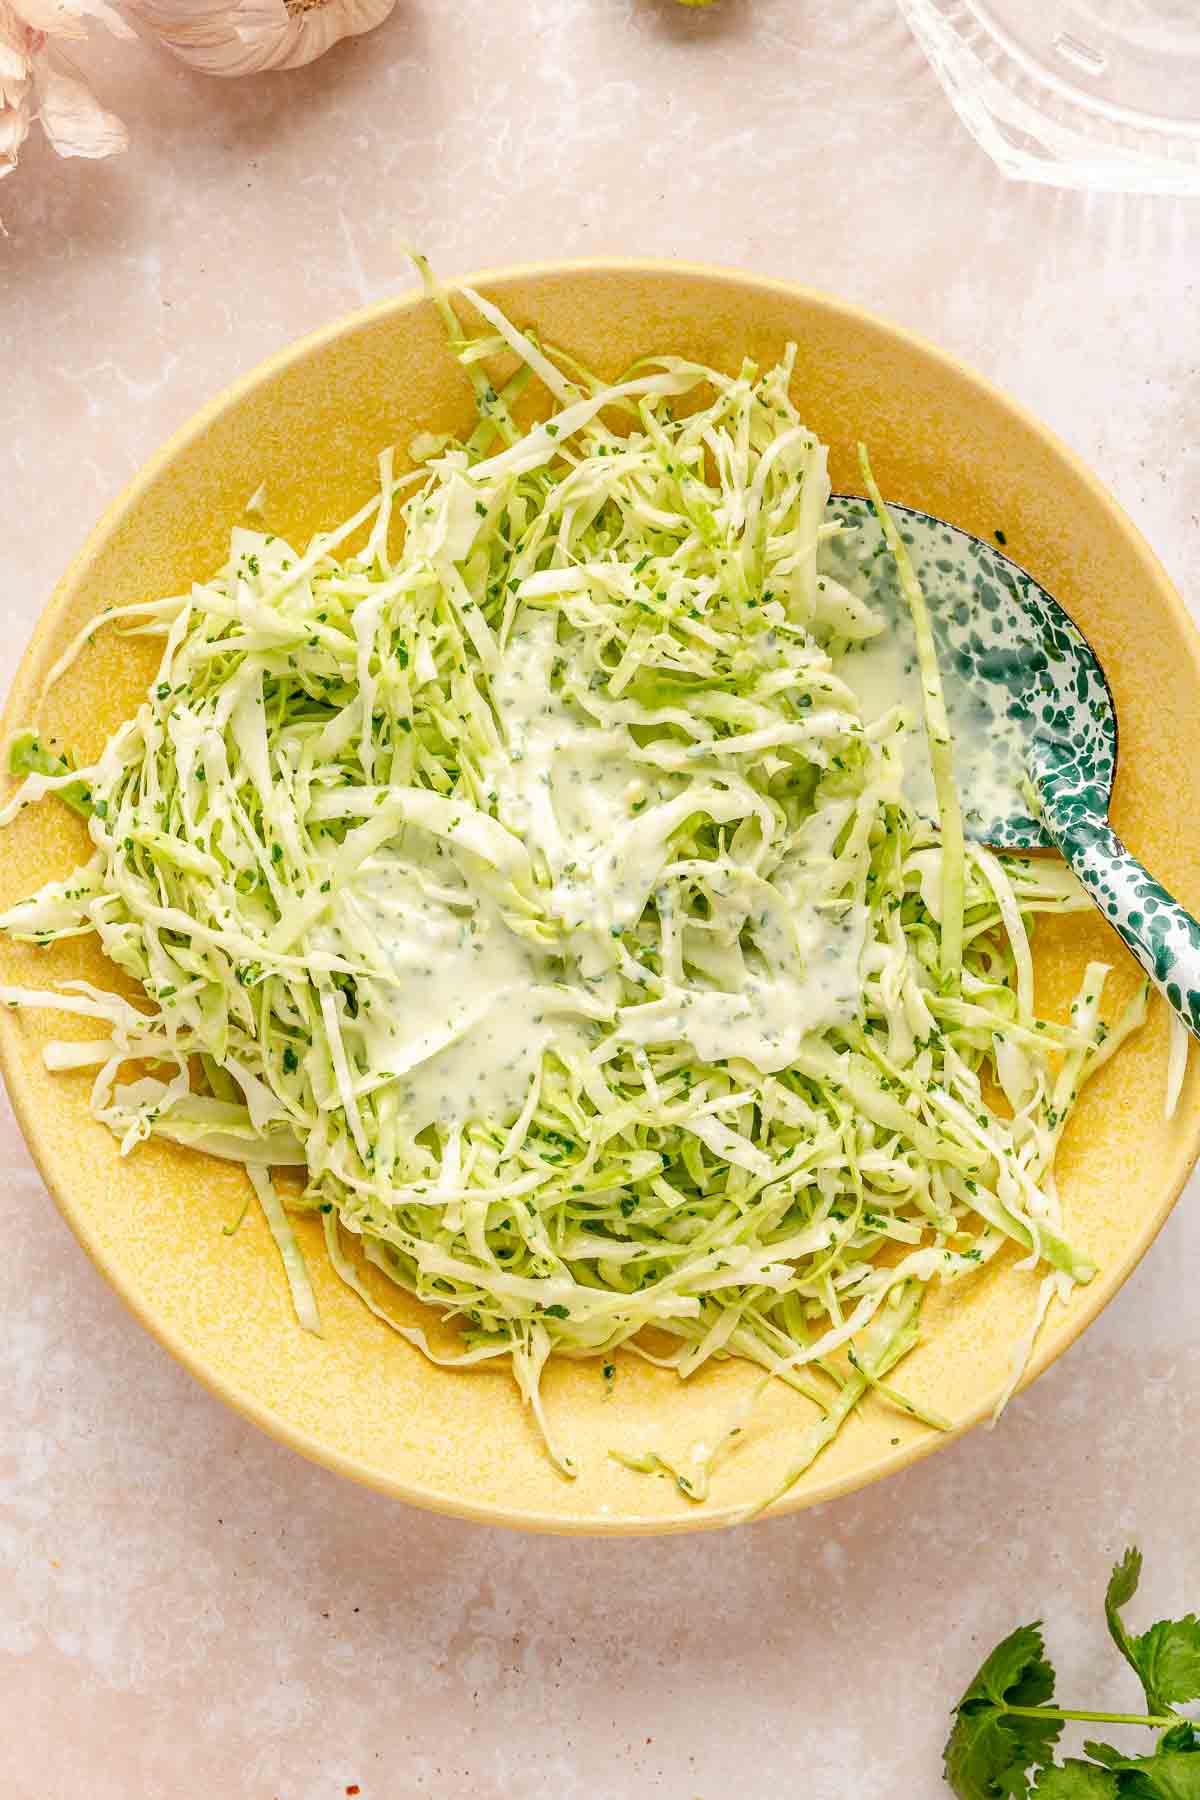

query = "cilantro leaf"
[945, 1710, 1035, 1800]
[1133, 1621, 1200, 1710]
[1029, 1733, 1200, 1799]
[1107, 1550, 1145, 1665]
[1137, 1753, 1200, 1800]
[945, 1554, 1200, 1800]
[1104, 1753, 1200, 1799]
[1085, 1745, 1132, 1769]
[1107, 1549, 1159, 1712]
[945, 1624, 1064, 1799]
[1103, 1547, 1200, 1714]
[1078, 1729, 1200, 1800]
[966, 1624, 1060, 1716]
[1031, 1764, 1118, 1798]
[1108, 1549, 1146, 1614]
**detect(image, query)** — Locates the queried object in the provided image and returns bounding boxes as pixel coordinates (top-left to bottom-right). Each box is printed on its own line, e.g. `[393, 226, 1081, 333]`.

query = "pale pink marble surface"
[3, 4, 1200, 1797]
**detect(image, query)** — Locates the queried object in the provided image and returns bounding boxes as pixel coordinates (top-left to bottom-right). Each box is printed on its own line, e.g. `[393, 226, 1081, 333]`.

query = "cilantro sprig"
[944, 1548, 1200, 1797]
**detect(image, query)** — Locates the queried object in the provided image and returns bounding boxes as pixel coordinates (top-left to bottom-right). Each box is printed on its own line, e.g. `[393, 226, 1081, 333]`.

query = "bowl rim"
[4, 255, 1200, 1534]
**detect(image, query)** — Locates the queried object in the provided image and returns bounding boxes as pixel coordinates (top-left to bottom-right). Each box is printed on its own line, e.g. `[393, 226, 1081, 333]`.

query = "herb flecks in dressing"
[359, 593, 872, 1129]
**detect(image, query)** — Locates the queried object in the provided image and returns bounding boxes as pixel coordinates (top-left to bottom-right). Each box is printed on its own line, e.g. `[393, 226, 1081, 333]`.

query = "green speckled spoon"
[828, 496, 1200, 1043]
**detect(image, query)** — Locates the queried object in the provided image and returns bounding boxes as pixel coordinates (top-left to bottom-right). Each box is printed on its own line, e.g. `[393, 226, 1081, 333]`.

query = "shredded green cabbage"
[0, 270, 1146, 1510]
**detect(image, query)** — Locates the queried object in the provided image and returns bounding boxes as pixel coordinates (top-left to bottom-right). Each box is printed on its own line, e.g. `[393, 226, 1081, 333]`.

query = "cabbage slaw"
[0, 270, 1147, 1511]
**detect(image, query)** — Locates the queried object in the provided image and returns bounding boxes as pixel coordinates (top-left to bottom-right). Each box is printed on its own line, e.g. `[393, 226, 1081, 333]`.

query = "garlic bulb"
[1, 0, 129, 203]
[123, 0, 396, 75]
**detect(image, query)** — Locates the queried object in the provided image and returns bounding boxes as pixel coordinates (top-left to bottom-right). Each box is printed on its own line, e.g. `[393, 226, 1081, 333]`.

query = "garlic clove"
[127, 0, 287, 48]
[33, 44, 128, 157]
[126, 0, 396, 76]
[268, 0, 396, 71]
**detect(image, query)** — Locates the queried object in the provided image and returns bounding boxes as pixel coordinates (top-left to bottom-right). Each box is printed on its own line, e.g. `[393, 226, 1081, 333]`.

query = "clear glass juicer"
[896, 0, 1200, 192]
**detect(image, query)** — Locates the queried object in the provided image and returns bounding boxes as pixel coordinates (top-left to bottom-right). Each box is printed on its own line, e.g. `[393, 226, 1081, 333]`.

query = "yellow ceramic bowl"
[3, 262, 1199, 1534]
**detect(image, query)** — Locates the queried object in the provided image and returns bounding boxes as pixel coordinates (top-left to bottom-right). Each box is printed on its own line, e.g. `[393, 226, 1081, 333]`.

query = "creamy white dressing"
[485, 608, 682, 925]
[834, 625, 1020, 834]
[336, 599, 875, 1128]
[296, 491, 1046, 1141]
[614, 901, 868, 1072]
[325, 837, 579, 1132]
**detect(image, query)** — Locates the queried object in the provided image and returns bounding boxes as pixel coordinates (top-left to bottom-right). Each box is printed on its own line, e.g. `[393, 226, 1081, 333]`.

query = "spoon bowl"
[830, 497, 1116, 850]
[832, 497, 1200, 1042]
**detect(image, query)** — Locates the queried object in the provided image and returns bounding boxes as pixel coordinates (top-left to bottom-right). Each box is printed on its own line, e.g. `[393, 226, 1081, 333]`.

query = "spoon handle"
[1032, 737, 1200, 1042]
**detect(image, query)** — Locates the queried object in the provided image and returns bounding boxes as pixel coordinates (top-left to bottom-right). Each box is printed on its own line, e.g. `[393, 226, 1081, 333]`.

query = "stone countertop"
[2, 3, 1199, 1796]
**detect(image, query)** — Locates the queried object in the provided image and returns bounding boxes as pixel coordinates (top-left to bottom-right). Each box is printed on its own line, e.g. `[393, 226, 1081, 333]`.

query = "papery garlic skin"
[0, 0, 129, 203]
[0, 9, 35, 180]
[0, 0, 393, 216]
[124, 0, 396, 75]
[35, 45, 128, 155]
